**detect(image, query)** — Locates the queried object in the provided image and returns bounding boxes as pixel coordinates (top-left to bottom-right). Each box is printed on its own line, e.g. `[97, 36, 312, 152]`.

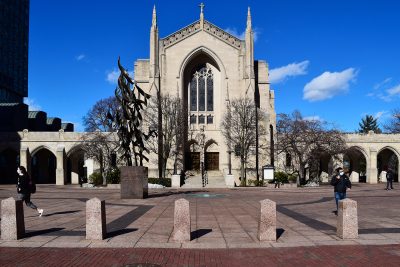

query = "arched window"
[189, 65, 214, 113]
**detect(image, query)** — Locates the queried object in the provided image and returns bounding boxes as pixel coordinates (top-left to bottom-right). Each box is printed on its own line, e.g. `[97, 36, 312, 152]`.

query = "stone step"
[181, 175, 227, 188]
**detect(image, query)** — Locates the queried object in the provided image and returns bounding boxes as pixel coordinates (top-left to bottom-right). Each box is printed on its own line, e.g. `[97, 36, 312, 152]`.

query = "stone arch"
[0, 147, 19, 184]
[31, 147, 57, 184]
[31, 145, 55, 157]
[377, 146, 399, 182]
[178, 46, 227, 79]
[345, 146, 369, 183]
[66, 145, 86, 185]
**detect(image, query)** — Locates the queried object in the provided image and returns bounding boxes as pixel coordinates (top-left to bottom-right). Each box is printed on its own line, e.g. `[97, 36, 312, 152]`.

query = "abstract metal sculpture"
[108, 57, 156, 166]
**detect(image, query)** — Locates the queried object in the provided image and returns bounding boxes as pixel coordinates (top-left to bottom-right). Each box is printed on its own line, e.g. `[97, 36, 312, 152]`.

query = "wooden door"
[205, 152, 219, 170]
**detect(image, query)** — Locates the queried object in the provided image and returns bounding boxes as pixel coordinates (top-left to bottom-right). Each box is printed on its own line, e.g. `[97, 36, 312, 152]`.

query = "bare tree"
[276, 110, 347, 186]
[384, 109, 400, 133]
[144, 93, 184, 177]
[221, 97, 265, 183]
[81, 96, 120, 185]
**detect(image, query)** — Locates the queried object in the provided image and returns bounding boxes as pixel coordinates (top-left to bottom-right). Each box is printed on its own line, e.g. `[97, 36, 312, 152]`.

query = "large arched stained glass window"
[189, 65, 213, 112]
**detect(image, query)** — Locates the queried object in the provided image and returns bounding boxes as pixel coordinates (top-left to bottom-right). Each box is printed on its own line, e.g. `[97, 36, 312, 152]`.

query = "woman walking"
[17, 166, 44, 216]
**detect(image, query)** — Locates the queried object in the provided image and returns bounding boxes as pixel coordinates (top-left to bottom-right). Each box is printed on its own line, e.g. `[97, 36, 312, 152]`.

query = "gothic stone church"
[134, 6, 276, 179]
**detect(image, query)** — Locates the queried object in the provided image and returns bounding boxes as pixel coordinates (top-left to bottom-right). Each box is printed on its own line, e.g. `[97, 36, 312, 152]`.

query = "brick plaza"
[1, 184, 400, 266]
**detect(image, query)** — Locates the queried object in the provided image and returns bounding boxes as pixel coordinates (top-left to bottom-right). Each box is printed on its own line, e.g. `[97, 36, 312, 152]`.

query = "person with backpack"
[16, 166, 43, 216]
[330, 167, 352, 215]
[386, 169, 394, 190]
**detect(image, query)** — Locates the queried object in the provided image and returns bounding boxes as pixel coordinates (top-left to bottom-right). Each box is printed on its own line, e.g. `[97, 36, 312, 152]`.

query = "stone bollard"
[172, 198, 190, 242]
[258, 199, 276, 241]
[86, 198, 106, 240]
[337, 198, 358, 239]
[1, 197, 25, 240]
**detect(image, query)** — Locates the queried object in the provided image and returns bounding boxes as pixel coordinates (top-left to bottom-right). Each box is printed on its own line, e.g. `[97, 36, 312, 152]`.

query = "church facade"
[134, 6, 276, 179]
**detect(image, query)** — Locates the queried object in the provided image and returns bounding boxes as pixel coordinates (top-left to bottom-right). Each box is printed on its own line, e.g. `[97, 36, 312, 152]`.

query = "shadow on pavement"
[359, 228, 400, 234]
[191, 229, 212, 240]
[107, 228, 138, 238]
[107, 205, 153, 231]
[277, 228, 285, 239]
[24, 227, 64, 238]
[43, 210, 81, 217]
[147, 190, 209, 199]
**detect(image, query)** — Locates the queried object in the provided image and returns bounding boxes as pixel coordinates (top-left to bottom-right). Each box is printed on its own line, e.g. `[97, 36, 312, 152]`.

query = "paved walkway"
[0, 183, 400, 265]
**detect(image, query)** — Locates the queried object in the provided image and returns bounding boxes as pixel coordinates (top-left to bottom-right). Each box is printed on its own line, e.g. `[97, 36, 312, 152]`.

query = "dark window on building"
[190, 115, 196, 124]
[207, 74, 213, 111]
[190, 76, 197, 111]
[189, 65, 213, 112]
[207, 115, 213, 124]
[199, 115, 205, 124]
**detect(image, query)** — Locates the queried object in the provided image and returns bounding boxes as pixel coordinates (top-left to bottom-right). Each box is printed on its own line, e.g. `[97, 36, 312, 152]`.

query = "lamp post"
[173, 150, 178, 175]
[227, 150, 232, 175]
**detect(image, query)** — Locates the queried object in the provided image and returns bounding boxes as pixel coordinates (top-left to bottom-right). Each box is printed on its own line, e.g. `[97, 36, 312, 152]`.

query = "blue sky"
[27, 0, 400, 132]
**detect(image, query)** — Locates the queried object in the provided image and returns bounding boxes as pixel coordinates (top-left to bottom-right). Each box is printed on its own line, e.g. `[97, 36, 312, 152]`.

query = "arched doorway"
[31, 147, 56, 184]
[0, 148, 19, 184]
[344, 147, 368, 183]
[378, 147, 399, 182]
[67, 146, 86, 185]
[204, 139, 219, 171]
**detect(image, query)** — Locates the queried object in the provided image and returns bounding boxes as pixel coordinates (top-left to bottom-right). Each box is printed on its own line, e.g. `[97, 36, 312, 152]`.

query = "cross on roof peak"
[199, 3, 205, 14]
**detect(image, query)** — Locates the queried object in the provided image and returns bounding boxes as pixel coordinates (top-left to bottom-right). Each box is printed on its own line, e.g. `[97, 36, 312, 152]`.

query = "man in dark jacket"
[386, 169, 394, 190]
[330, 167, 351, 214]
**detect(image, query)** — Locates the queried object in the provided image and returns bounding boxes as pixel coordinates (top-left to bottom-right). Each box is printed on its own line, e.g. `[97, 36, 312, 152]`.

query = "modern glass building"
[0, 0, 30, 103]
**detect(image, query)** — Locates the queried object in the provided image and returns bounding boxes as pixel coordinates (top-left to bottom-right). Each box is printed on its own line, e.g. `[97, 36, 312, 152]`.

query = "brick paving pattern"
[0, 183, 400, 265]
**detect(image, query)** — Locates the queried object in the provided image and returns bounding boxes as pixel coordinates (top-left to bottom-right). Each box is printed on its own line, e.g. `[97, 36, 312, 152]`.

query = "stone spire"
[246, 7, 252, 31]
[151, 5, 157, 28]
[149, 5, 159, 79]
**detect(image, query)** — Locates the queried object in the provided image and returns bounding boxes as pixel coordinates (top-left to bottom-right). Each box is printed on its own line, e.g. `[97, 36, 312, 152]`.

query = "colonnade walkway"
[1, 184, 400, 266]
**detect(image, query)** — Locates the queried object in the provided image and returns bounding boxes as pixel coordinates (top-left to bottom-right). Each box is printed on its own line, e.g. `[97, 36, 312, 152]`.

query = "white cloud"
[374, 111, 388, 119]
[269, 60, 309, 84]
[376, 84, 400, 102]
[75, 54, 85, 61]
[303, 68, 357, 102]
[23, 98, 42, 111]
[224, 27, 259, 42]
[303, 115, 323, 122]
[374, 77, 392, 90]
[106, 69, 134, 84]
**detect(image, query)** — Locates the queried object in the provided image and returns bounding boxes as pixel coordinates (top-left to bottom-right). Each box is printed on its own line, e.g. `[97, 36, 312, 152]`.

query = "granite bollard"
[258, 199, 276, 241]
[337, 198, 358, 239]
[1, 197, 25, 240]
[172, 198, 190, 242]
[86, 198, 106, 240]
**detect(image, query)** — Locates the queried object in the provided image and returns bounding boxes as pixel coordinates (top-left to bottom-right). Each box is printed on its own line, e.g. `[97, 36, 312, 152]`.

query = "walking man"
[17, 166, 44, 216]
[330, 167, 352, 215]
[386, 168, 394, 190]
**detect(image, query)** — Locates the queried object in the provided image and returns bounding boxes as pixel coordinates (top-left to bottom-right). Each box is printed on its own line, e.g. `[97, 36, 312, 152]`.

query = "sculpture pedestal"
[120, 166, 148, 199]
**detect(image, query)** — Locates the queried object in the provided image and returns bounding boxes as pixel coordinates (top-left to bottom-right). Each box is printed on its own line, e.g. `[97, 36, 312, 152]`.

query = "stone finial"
[258, 199, 276, 241]
[172, 198, 190, 242]
[152, 5, 157, 27]
[86, 198, 106, 240]
[337, 198, 358, 239]
[1, 197, 25, 240]
[247, 7, 252, 30]
[199, 3, 205, 29]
